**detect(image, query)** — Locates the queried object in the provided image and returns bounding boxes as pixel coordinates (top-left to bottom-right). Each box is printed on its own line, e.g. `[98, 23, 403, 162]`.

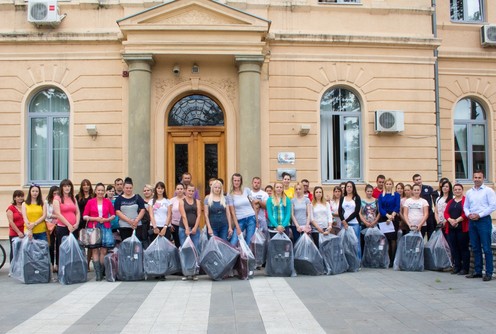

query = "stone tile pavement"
[0, 239, 495, 333]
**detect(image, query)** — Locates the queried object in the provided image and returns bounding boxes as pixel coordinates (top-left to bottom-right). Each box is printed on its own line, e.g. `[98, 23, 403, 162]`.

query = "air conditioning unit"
[375, 110, 404, 132]
[28, 0, 62, 26]
[481, 25, 496, 47]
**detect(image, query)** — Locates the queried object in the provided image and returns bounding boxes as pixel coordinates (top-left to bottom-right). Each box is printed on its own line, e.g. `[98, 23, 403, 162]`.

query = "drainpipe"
[432, 0, 442, 180]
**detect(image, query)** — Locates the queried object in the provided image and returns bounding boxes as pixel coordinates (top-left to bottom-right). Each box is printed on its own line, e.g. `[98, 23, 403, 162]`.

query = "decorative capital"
[123, 54, 155, 66]
[235, 55, 265, 65]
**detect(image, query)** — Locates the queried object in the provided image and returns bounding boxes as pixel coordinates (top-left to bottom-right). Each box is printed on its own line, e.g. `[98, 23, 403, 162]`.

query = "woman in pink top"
[53, 179, 80, 268]
[83, 183, 115, 281]
[169, 183, 185, 248]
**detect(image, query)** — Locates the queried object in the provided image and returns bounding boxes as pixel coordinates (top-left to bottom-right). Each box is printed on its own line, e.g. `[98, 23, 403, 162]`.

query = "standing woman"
[403, 184, 429, 233]
[310, 186, 332, 247]
[330, 186, 343, 233]
[53, 179, 80, 267]
[444, 183, 470, 275]
[114, 177, 146, 242]
[76, 179, 94, 239]
[281, 172, 295, 199]
[82, 183, 115, 281]
[360, 184, 380, 230]
[339, 181, 362, 258]
[434, 180, 453, 230]
[169, 183, 185, 248]
[266, 182, 292, 237]
[141, 184, 154, 248]
[377, 178, 401, 264]
[399, 184, 412, 233]
[45, 186, 59, 270]
[204, 179, 232, 241]
[6, 190, 25, 262]
[149, 181, 172, 242]
[22, 184, 47, 241]
[228, 173, 256, 246]
[360, 184, 379, 253]
[290, 182, 311, 243]
[179, 184, 202, 250]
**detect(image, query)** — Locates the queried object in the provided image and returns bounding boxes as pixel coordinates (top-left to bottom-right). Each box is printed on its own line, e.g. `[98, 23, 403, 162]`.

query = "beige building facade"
[0, 0, 495, 235]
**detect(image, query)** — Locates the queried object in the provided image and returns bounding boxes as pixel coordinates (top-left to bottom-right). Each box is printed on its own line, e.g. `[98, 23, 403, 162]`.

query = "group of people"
[6, 169, 496, 282]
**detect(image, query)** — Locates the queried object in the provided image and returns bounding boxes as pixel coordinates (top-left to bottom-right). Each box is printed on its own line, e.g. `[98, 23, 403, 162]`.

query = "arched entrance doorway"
[166, 94, 226, 198]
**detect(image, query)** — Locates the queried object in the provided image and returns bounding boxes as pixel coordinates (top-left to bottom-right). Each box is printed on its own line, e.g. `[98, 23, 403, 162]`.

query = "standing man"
[372, 175, 385, 199]
[180, 172, 200, 200]
[463, 170, 496, 281]
[301, 179, 313, 201]
[412, 173, 435, 238]
[250, 177, 269, 234]
[114, 178, 124, 199]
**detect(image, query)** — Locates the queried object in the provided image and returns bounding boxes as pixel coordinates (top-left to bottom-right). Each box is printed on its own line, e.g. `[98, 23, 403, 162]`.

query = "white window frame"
[28, 87, 70, 185]
[320, 87, 362, 183]
[450, 0, 484, 23]
[453, 97, 488, 181]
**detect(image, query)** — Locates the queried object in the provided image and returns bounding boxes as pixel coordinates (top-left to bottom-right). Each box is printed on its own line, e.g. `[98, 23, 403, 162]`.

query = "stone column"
[123, 54, 154, 190]
[235, 55, 264, 180]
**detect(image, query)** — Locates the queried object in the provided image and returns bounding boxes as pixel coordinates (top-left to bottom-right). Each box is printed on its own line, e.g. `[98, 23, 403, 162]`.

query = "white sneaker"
[192, 276, 199, 281]
[182, 276, 189, 281]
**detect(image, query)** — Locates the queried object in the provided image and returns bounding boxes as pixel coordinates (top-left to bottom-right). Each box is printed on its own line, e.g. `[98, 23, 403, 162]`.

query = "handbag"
[79, 228, 102, 247]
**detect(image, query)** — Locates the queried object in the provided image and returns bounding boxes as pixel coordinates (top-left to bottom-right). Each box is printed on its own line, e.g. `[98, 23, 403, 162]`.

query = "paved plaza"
[1, 241, 495, 334]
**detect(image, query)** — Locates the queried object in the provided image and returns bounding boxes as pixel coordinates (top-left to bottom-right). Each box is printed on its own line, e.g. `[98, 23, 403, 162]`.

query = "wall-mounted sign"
[277, 152, 295, 164]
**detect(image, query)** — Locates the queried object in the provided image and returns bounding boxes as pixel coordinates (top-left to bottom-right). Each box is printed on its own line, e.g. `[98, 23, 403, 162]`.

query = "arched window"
[168, 94, 224, 126]
[454, 97, 487, 180]
[28, 88, 69, 183]
[320, 88, 362, 182]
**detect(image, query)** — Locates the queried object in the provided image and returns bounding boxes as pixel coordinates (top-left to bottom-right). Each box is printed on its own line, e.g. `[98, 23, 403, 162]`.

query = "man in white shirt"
[463, 170, 496, 281]
[250, 177, 269, 233]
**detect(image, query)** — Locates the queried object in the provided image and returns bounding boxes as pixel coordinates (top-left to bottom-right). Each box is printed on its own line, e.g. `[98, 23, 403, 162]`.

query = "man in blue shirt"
[463, 170, 496, 281]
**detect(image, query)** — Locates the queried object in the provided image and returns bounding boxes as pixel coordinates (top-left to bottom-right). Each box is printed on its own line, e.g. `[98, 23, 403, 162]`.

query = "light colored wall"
[1, 0, 496, 235]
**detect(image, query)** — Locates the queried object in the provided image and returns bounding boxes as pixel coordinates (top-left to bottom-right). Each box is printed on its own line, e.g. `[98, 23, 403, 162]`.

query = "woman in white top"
[291, 182, 311, 244]
[403, 184, 429, 232]
[338, 181, 362, 258]
[149, 181, 172, 243]
[169, 183, 184, 248]
[228, 173, 254, 246]
[310, 186, 332, 248]
[434, 180, 452, 230]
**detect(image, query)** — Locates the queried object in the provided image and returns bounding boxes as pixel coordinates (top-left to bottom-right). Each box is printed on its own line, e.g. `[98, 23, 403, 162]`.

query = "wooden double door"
[167, 129, 225, 199]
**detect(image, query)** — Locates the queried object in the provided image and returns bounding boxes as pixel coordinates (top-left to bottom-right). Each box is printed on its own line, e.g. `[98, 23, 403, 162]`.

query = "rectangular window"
[451, 0, 483, 22]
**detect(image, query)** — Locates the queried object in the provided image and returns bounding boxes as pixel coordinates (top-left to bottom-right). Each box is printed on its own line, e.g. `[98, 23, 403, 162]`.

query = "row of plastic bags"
[105, 230, 258, 282]
[393, 229, 452, 272]
[265, 227, 362, 277]
[10, 233, 88, 285]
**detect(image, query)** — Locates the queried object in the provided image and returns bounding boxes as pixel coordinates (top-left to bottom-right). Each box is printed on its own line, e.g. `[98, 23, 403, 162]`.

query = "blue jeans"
[230, 215, 256, 246]
[291, 225, 302, 244]
[32, 231, 48, 242]
[469, 216, 493, 276]
[179, 227, 201, 251]
[349, 223, 362, 260]
[209, 223, 229, 242]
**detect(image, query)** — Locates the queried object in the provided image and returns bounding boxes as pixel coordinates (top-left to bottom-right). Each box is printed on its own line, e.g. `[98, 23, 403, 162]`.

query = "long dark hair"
[59, 179, 75, 204]
[440, 180, 453, 202]
[344, 181, 359, 198]
[46, 185, 59, 205]
[25, 184, 43, 206]
[153, 181, 167, 205]
[77, 179, 94, 201]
